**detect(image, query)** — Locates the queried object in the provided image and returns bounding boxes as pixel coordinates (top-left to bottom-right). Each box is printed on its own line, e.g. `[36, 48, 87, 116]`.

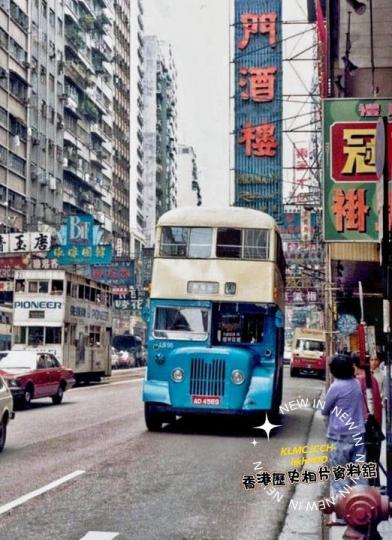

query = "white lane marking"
[79, 533, 119, 540]
[0, 470, 85, 517]
[71, 378, 144, 391]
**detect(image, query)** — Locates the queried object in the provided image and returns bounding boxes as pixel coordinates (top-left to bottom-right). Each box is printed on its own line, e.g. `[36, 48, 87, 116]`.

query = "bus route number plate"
[192, 395, 220, 406]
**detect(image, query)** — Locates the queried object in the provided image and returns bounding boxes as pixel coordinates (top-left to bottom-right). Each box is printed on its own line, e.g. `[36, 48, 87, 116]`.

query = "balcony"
[78, 0, 95, 17]
[65, 27, 86, 52]
[79, 98, 99, 122]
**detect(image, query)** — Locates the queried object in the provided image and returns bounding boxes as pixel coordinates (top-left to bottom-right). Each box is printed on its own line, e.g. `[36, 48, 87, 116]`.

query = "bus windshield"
[154, 306, 209, 341]
[296, 339, 324, 352]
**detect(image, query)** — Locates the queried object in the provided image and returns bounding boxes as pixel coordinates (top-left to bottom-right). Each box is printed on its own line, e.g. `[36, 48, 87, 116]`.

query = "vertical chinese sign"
[323, 99, 392, 241]
[234, 0, 283, 222]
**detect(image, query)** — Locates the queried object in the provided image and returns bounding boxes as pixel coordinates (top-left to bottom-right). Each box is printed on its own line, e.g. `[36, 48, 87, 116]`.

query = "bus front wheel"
[144, 403, 163, 432]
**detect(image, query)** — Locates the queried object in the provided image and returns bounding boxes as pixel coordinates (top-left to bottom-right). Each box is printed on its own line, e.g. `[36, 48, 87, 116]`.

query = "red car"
[0, 351, 75, 408]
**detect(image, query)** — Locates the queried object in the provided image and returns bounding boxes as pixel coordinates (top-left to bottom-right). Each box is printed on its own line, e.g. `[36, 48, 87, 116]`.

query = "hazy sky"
[143, 0, 315, 207]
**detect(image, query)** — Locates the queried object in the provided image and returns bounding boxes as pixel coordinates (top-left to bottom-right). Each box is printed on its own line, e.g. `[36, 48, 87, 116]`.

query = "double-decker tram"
[12, 270, 112, 383]
[143, 207, 285, 431]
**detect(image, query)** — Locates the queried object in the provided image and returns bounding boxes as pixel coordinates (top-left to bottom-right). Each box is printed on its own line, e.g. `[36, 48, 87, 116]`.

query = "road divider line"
[0, 470, 85, 517]
[79, 533, 119, 540]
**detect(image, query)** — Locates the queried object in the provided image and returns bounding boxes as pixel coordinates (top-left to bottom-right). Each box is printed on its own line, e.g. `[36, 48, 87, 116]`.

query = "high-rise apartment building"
[129, 0, 145, 258]
[143, 36, 177, 247]
[28, 0, 65, 230]
[112, 0, 130, 258]
[0, 0, 29, 233]
[177, 145, 202, 207]
[62, 0, 113, 239]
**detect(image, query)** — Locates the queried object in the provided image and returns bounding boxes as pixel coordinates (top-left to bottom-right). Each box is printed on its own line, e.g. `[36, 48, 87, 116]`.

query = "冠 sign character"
[238, 12, 277, 49]
[239, 121, 277, 157]
[332, 188, 369, 232]
[239, 67, 277, 102]
[342, 128, 376, 175]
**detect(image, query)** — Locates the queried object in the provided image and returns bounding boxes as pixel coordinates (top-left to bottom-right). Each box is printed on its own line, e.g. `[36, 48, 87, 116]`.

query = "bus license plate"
[192, 395, 220, 406]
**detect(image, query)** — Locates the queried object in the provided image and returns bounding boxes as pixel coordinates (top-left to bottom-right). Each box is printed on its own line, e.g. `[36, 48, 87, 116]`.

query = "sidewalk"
[278, 406, 392, 539]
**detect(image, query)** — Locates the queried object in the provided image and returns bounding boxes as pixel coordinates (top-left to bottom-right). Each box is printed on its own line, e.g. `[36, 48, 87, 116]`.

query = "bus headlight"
[224, 282, 237, 295]
[171, 368, 185, 382]
[231, 370, 245, 385]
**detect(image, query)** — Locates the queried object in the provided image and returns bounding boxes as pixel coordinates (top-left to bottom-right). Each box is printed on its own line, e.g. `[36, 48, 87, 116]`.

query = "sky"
[143, 0, 316, 207]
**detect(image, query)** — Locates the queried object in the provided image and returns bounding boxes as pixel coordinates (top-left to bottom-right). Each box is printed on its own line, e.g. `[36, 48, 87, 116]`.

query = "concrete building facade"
[143, 36, 177, 247]
[177, 144, 202, 208]
[62, 0, 113, 240]
[0, 0, 29, 233]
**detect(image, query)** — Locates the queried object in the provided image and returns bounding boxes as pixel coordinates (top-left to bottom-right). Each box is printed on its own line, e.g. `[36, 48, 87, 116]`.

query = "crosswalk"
[79, 533, 119, 540]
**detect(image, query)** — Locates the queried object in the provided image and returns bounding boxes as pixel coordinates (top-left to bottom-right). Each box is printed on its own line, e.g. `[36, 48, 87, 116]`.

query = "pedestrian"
[370, 356, 385, 400]
[322, 355, 367, 498]
[351, 353, 384, 487]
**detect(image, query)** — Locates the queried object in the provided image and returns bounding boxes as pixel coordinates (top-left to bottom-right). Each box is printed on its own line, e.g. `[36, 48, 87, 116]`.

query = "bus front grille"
[189, 358, 225, 397]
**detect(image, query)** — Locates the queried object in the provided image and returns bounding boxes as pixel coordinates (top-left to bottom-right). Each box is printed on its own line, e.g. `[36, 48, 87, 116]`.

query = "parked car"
[0, 351, 75, 408]
[0, 374, 15, 452]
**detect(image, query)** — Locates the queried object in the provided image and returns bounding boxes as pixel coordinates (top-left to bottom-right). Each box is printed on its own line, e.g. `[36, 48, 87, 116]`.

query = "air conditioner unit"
[23, 61, 31, 69]
[63, 158, 68, 167]
[49, 175, 57, 191]
[96, 211, 105, 223]
[57, 121, 64, 130]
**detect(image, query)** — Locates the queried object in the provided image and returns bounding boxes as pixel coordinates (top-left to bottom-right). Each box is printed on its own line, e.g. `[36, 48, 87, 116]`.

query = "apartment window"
[49, 9, 55, 26]
[40, 65, 46, 84]
[57, 17, 63, 34]
[41, 0, 47, 18]
[49, 74, 54, 92]
[0, 107, 6, 127]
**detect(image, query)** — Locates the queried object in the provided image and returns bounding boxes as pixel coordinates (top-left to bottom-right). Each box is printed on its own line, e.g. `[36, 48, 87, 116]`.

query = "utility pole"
[380, 116, 392, 499]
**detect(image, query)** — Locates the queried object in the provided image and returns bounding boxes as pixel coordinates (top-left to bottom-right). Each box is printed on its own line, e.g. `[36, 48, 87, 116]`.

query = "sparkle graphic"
[251, 439, 258, 447]
[254, 414, 281, 440]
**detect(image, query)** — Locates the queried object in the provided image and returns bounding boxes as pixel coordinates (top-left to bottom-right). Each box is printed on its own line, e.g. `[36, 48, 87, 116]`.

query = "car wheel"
[290, 367, 298, 377]
[23, 385, 33, 408]
[0, 418, 7, 452]
[52, 384, 64, 405]
[144, 403, 163, 432]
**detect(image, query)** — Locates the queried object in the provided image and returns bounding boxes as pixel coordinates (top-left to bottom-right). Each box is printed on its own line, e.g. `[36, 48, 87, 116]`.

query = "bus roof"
[157, 207, 278, 230]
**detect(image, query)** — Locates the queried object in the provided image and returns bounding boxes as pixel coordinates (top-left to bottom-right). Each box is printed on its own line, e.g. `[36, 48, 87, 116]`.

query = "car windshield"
[154, 306, 209, 341]
[297, 339, 324, 352]
[0, 352, 35, 369]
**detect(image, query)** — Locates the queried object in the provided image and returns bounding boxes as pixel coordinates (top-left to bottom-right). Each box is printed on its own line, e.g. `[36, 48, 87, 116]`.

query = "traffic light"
[337, 260, 344, 278]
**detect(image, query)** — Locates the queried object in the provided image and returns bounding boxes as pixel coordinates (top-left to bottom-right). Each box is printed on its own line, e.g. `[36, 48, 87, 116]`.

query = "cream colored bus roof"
[157, 207, 278, 230]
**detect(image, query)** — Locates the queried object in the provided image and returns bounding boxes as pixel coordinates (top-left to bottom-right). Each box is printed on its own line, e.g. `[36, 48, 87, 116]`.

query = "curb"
[104, 367, 146, 382]
[278, 404, 328, 540]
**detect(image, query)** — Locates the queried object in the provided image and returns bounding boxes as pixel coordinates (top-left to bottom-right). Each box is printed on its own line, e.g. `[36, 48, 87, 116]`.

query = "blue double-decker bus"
[143, 207, 285, 431]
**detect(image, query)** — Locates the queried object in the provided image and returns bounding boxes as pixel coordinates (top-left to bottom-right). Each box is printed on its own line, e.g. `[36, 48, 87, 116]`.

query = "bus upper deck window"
[216, 228, 241, 258]
[52, 280, 63, 294]
[78, 285, 84, 299]
[160, 227, 189, 257]
[28, 281, 38, 293]
[84, 286, 90, 300]
[15, 279, 25, 292]
[39, 281, 48, 293]
[243, 229, 268, 259]
[188, 228, 212, 258]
